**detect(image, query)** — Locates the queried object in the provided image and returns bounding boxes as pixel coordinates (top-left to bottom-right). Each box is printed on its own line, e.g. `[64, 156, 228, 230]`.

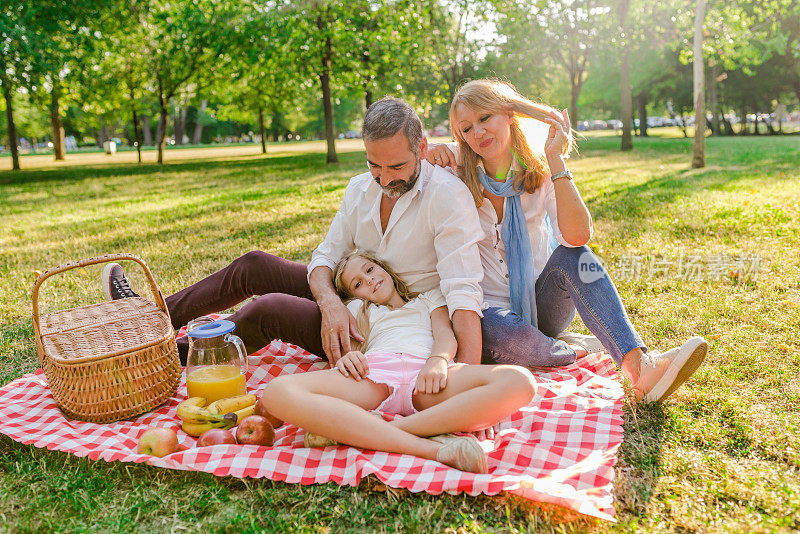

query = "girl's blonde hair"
[449, 78, 576, 207]
[332, 251, 418, 351]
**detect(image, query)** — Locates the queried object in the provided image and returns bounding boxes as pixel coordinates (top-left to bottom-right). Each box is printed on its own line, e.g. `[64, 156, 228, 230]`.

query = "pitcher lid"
[186, 319, 236, 338]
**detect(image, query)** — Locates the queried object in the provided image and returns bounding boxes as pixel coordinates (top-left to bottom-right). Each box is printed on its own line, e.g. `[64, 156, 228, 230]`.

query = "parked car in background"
[607, 120, 622, 130]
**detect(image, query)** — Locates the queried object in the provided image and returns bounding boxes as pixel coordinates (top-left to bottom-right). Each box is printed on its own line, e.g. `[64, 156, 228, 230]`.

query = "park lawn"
[0, 135, 798, 532]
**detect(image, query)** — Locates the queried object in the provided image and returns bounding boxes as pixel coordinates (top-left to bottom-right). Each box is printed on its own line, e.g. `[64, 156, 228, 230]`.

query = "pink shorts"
[366, 352, 459, 416]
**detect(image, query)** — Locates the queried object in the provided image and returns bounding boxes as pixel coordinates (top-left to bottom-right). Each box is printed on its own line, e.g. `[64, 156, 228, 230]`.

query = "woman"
[425, 79, 707, 402]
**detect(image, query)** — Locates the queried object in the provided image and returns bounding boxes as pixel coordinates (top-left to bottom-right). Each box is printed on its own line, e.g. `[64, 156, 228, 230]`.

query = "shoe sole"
[101, 263, 117, 301]
[646, 337, 708, 402]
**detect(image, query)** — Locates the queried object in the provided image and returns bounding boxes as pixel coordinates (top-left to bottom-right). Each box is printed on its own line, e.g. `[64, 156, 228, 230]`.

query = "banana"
[206, 394, 257, 415]
[181, 419, 234, 438]
[176, 397, 207, 422]
[178, 405, 228, 424]
[225, 404, 256, 426]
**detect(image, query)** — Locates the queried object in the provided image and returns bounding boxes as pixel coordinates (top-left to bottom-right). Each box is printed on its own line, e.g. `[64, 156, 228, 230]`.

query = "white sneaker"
[557, 331, 605, 354]
[635, 336, 708, 402]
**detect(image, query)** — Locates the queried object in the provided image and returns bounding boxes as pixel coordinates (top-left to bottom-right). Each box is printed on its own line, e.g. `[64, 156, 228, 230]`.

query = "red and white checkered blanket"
[0, 340, 624, 521]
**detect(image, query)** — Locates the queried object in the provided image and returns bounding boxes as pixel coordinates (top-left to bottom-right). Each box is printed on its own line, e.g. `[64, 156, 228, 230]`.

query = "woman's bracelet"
[427, 354, 450, 365]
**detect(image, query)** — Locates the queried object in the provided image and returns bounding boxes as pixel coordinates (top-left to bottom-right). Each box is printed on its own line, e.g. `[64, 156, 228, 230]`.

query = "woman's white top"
[445, 142, 585, 311]
[346, 288, 447, 357]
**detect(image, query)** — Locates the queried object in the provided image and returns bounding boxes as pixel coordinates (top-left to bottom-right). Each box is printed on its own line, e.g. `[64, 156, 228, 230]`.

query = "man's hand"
[335, 350, 369, 380]
[320, 301, 363, 364]
[413, 356, 449, 395]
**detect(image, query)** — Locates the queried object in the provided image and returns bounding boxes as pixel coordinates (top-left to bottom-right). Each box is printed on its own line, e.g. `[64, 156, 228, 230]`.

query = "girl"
[259, 251, 537, 473]
[424, 79, 707, 402]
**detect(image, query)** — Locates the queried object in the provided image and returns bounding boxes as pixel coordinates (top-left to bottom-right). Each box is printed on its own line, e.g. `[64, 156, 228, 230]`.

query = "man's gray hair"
[361, 97, 424, 154]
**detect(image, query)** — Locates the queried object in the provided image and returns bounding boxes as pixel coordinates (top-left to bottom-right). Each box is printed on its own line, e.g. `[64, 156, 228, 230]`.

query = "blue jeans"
[481, 245, 646, 367]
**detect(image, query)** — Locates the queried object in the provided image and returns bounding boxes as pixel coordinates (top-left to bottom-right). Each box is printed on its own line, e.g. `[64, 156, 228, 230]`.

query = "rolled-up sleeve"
[308, 195, 355, 278]
[428, 175, 484, 317]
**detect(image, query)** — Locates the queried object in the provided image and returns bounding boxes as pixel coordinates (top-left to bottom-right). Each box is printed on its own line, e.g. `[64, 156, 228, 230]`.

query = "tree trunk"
[191, 99, 207, 144]
[365, 86, 373, 110]
[142, 115, 152, 145]
[129, 90, 142, 164]
[691, 0, 706, 169]
[3, 83, 20, 170]
[736, 106, 745, 135]
[98, 120, 107, 148]
[362, 49, 373, 110]
[258, 104, 267, 154]
[764, 116, 776, 135]
[157, 101, 169, 164]
[636, 94, 648, 137]
[722, 117, 735, 135]
[679, 114, 689, 137]
[709, 63, 720, 136]
[617, 0, 633, 151]
[318, 12, 337, 163]
[174, 106, 187, 145]
[793, 82, 800, 112]
[569, 77, 580, 127]
[50, 86, 66, 160]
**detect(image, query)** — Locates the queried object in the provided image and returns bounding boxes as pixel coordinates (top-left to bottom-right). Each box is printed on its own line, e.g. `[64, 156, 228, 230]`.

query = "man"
[104, 97, 485, 364]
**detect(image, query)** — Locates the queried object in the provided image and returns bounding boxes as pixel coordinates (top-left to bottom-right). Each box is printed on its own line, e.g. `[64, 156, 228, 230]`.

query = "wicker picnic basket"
[31, 254, 181, 423]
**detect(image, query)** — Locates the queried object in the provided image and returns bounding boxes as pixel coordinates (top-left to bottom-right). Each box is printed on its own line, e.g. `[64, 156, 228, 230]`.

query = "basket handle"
[31, 253, 171, 366]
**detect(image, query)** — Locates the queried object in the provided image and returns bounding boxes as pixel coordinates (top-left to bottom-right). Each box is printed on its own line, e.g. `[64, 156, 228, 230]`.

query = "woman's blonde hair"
[332, 251, 418, 351]
[449, 78, 576, 207]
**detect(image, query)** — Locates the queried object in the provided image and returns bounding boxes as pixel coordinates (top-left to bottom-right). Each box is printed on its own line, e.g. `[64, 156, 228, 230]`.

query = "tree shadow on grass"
[0, 151, 367, 187]
[615, 400, 667, 517]
[585, 161, 795, 227]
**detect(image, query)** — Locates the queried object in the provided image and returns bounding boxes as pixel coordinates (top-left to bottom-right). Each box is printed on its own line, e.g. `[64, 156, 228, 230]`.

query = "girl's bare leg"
[391, 364, 537, 437]
[261, 370, 441, 460]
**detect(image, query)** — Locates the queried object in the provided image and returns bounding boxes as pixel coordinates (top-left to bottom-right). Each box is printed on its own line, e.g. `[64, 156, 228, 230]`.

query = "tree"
[0, 1, 60, 170]
[279, 1, 370, 163]
[138, 0, 238, 164]
[214, 5, 302, 155]
[495, 0, 613, 124]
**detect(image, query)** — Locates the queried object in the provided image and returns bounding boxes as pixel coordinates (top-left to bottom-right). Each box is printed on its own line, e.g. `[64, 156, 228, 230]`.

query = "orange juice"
[186, 365, 246, 403]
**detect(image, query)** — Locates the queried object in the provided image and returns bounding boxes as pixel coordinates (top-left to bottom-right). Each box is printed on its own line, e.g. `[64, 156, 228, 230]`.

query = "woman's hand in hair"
[543, 108, 573, 159]
[423, 143, 458, 172]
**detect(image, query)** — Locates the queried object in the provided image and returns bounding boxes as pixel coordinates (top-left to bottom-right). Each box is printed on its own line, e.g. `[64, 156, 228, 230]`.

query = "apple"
[254, 397, 284, 429]
[137, 427, 179, 457]
[197, 428, 237, 447]
[235, 415, 275, 446]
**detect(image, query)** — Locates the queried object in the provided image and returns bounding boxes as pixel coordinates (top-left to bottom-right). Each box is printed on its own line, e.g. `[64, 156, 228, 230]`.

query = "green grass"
[2, 135, 799, 532]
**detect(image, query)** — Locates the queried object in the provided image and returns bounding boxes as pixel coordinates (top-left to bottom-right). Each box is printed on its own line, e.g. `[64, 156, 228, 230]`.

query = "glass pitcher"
[185, 319, 248, 403]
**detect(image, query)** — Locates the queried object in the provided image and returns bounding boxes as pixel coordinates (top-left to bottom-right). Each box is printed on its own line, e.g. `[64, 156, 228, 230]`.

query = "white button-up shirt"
[446, 143, 584, 310]
[308, 160, 484, 317]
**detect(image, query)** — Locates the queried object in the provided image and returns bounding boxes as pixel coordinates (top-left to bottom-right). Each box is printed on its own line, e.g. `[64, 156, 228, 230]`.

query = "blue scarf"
[479, 166, 538, 327]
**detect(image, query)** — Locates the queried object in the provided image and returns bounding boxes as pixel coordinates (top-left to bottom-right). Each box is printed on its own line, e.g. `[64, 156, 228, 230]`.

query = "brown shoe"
[431, 434, 488, 474]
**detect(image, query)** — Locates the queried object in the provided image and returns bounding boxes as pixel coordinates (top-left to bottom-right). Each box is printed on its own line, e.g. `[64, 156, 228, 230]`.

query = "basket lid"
[186, 319, 236, 338]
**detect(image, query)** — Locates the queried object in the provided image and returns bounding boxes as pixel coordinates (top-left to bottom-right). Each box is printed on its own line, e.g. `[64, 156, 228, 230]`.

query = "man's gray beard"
[376, 157, 421, 198]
